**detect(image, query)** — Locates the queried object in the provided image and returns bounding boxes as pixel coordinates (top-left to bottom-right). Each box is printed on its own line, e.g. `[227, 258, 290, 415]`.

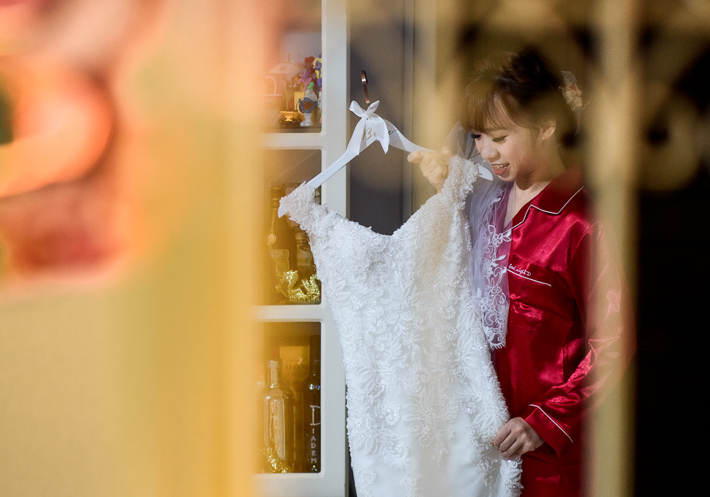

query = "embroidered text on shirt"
[507, 264, 531, 277]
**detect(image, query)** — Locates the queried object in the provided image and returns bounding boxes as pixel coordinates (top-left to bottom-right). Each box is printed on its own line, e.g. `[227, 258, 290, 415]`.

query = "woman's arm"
[520, 223, 636, 456]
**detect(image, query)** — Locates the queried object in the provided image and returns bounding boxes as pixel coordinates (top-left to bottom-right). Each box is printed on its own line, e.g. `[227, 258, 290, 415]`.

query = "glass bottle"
[262, 359, 296, 472]
[301, 335, 321, 472]
[290, 185, 321, 304]
[266, 185, 297, 304]
[295, 228, 315, 280]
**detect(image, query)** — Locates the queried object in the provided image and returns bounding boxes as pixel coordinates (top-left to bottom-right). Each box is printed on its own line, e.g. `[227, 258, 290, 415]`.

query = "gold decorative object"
[263, 445, 294, 473]
[275, 271, 321, 304]
[279, 110, 300, 124]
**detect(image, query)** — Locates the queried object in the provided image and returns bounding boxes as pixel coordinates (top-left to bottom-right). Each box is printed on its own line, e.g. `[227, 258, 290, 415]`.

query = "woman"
[409, 50, 635, 497]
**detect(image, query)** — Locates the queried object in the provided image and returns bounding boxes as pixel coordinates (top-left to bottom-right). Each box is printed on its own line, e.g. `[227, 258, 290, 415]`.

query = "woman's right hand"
[407, 147, 453, 193]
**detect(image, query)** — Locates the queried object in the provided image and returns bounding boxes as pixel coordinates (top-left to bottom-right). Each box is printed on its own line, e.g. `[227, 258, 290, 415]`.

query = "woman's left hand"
[407, 147, 452, 193]
[493, 417, 544, 459]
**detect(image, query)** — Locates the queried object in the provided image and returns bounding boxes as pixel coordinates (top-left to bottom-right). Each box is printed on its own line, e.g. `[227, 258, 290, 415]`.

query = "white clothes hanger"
[278, 100, 493, 217]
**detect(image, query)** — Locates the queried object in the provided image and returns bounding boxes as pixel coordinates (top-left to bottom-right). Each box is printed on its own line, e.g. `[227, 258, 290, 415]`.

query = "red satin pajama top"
[492, 166, 635, 496]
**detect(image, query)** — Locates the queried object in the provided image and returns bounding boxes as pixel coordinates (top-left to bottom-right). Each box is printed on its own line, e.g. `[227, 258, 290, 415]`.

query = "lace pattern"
[280, 156, 521, 497]
[471, 186, 512, 349]
[445, 122, 512, 350]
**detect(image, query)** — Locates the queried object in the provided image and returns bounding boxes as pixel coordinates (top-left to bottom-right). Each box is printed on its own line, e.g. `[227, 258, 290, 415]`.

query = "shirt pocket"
[507, 255, 574, 333]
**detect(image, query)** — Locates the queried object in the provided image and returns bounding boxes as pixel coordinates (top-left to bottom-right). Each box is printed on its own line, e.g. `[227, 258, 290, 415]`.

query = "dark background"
[348, 3, 710, 494]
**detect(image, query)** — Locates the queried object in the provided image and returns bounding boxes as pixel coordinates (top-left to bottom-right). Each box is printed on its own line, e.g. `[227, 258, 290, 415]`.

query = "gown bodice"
[280, 156, 521, 497]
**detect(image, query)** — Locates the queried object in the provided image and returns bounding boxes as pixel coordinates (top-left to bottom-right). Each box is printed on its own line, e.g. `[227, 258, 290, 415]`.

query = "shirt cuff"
[524, 404, 573, 456]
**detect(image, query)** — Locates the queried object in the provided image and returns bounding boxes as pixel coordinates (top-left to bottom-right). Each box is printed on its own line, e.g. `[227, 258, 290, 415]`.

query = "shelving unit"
[255, 1, 348, 496]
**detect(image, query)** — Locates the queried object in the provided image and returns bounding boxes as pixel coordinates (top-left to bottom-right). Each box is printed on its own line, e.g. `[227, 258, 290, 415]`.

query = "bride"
[409, 49, 635, 497]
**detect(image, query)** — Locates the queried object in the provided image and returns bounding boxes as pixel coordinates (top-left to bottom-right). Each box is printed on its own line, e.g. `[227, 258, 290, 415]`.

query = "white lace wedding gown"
[280, 157, 521, 497]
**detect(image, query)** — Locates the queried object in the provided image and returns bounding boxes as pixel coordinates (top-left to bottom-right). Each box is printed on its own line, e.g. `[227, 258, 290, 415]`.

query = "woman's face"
[472, 113, 550, 187]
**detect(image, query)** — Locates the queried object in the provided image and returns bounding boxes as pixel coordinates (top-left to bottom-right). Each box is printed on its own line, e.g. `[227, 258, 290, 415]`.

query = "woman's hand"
[407, 147, 453, 193]
[493, 417, 544, 459]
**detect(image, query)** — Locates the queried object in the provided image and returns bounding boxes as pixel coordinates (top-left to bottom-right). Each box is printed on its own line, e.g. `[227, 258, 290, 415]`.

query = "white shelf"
[255, 0, 348, 496]
[255, 303, 327, 321]
[262, 132, 325, 149]
[255, 296, 347, 497]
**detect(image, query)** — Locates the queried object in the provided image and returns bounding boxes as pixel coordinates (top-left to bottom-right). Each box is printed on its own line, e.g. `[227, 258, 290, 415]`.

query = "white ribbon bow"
[277, 99, 494, 217]
[349, 100, 391, 154]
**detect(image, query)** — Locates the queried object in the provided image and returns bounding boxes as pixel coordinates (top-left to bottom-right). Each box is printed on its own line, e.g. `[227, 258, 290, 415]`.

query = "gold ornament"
[263, 445, 294, 473]
[275, 270, 321, 304]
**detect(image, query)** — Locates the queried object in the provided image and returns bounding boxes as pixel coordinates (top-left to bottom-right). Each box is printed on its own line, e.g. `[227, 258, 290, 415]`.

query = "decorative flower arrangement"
[292, 55, 322, 126]
[559, 71, 586, 113]
[560, 81, 583, 112]
[293, 54, 322, 96]
[314, 57, 322, 90]
[278, 55, 323, 127]
[558, 71, 587, 134]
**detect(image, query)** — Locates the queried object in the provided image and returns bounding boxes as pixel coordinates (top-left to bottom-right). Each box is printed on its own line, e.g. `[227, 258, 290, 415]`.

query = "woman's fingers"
[422, 158, 447, 177]
[493, 417, 544, 459]
[493, 422, 511, 448]
[501, 439, 523, 459]
[497, 434, 516, 455]
[408, 147, 451, 164]
[409, 148, 452, 192]
[407, 150, 424, 163]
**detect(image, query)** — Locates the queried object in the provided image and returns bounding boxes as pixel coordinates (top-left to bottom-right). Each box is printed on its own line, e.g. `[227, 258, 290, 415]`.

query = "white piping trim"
[512, 187, 584, 230]
[529, 404, 573, 443]
[508, 271, 552, 287]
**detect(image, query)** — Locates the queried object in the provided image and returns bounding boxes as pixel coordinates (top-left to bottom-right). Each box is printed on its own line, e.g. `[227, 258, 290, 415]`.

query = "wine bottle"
[262, 359, 297, 472]
[295, 228, 315, 280]
[291, 185, 321, 304]
[266, 185, 297, 303]
[301, 335, 321, 472]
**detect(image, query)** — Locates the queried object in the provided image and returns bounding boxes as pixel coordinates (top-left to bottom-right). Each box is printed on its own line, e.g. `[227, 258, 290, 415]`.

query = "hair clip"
[560, 71, 587, 134]
[559, 71, 583, 112]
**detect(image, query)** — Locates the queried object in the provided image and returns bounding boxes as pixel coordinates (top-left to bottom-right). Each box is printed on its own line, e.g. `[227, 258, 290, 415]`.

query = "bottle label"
[269, 249, 290, 273]
[309, 405, 321, 426]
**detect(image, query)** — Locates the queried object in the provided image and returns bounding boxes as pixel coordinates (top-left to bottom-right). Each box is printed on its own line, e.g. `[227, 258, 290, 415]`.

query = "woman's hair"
[460, 50, 577, 144]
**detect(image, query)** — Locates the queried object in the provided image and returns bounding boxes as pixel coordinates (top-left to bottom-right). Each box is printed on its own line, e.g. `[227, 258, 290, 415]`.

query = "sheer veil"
[446, 123, 512, 349]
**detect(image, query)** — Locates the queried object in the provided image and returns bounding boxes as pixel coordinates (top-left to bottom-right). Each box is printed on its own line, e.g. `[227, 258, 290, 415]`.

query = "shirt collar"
[511, 166, 584, 227]
[531, 165, 584, 213]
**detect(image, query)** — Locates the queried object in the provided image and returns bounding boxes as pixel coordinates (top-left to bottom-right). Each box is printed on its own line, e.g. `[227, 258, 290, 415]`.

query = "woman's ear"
[538, 118, 557, 141]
